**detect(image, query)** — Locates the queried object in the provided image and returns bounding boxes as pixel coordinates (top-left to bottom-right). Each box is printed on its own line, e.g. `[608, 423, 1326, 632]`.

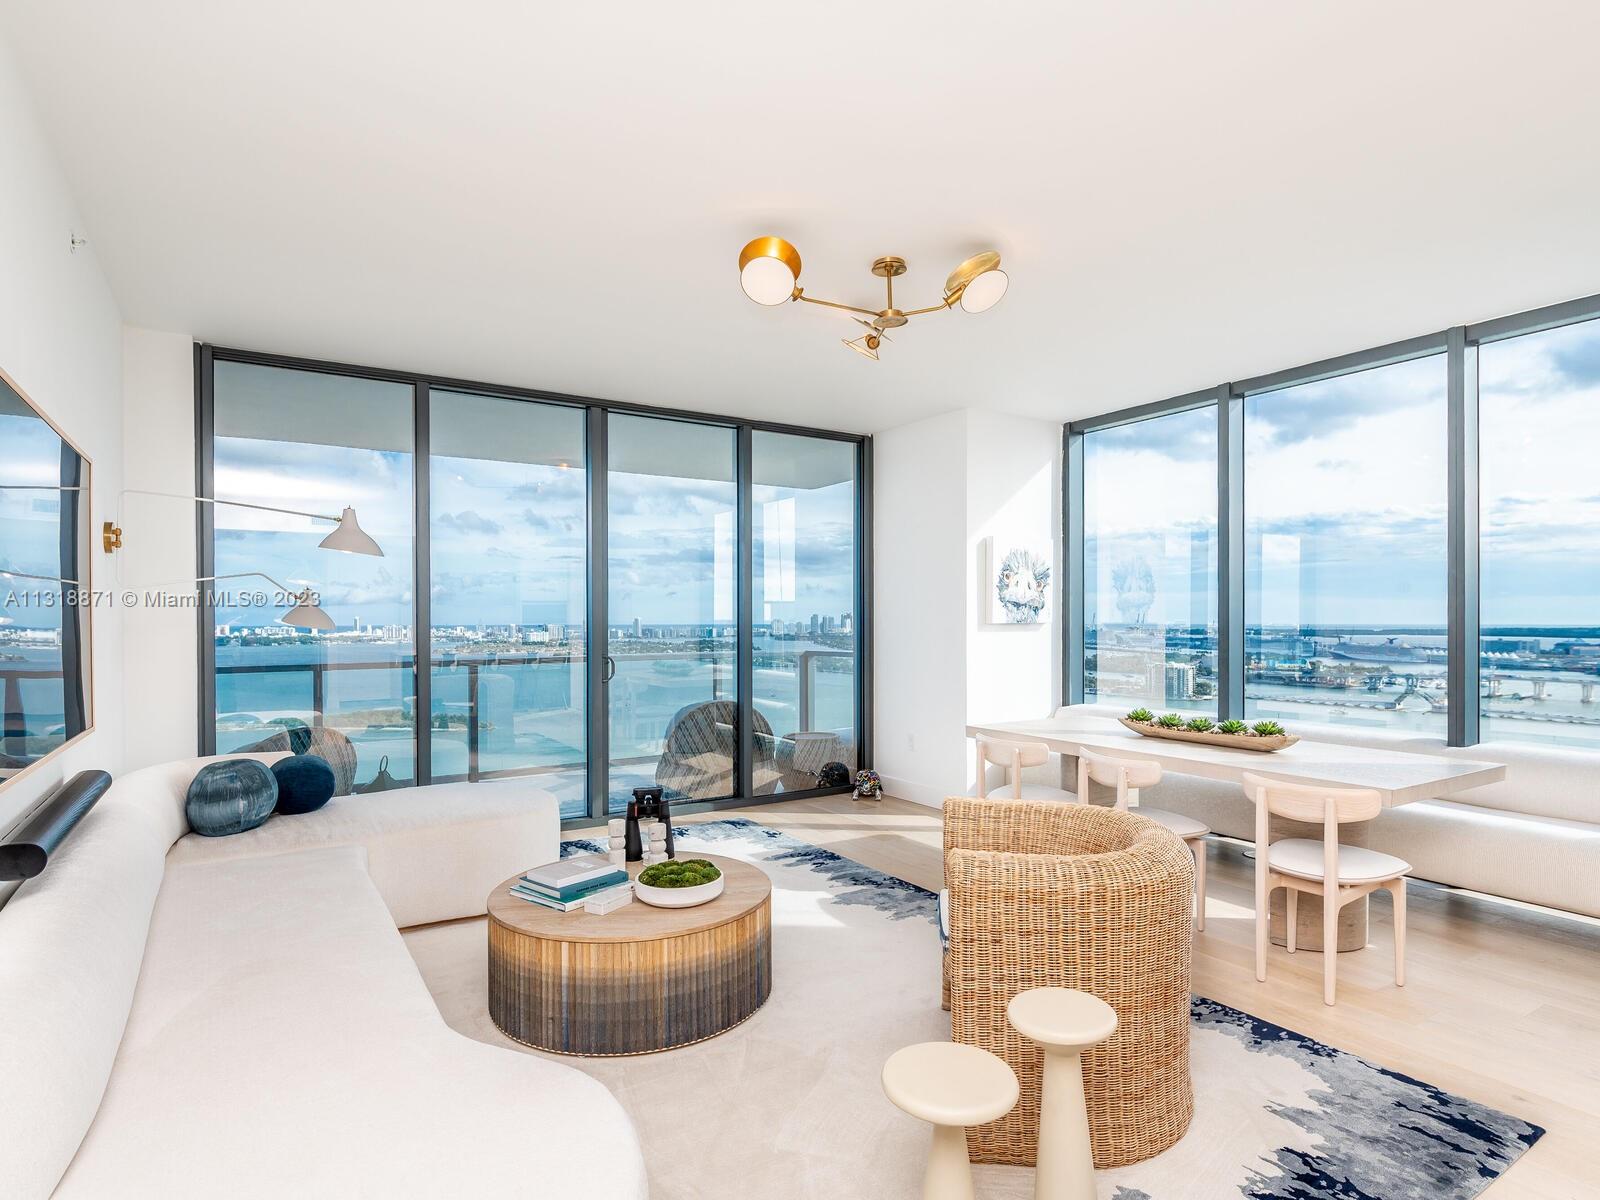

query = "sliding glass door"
[428, 389, 589, 815]
[752, 431, 860, 790]
[198, 348, 869, 823]
[605, 415, 738, 812]
[210, 361, 416, 789]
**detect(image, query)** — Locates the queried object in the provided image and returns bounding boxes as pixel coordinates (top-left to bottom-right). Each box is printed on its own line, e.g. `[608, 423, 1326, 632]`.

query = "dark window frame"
[195, 344, 872, 827]
[1062, 290, 1600, 748]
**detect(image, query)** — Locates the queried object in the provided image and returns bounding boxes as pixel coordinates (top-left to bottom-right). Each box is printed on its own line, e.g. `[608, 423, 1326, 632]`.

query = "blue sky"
[1084, 320, 1600, 629]
[209, 436, 856, 632]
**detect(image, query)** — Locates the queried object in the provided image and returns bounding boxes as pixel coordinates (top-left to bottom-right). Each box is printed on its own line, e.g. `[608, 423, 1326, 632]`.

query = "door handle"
[604, 655, 616, 683]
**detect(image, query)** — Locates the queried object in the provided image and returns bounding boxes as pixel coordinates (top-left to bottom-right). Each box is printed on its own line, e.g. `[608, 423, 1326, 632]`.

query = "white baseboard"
[879, 775, 952, 810]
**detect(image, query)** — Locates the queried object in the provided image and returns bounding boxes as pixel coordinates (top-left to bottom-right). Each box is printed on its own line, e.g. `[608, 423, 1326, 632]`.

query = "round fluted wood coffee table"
[487, 853, 772, 1056]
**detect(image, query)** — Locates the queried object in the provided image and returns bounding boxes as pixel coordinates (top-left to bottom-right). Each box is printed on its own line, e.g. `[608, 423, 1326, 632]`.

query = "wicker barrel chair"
[944, 796, 1195, 1169]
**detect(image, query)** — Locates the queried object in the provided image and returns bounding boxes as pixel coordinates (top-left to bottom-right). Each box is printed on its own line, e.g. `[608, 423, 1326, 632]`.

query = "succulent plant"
[1185, 716, 1215, 733]
[1155, 713, 1186, 729]
[1216, 719, 1248, 735]
[1126, 707, 1154, 723]
[1251, 720, 1286, 737]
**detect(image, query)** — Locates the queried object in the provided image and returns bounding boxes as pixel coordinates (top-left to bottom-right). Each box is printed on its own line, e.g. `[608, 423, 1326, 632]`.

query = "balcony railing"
[214, 646, 856, 787]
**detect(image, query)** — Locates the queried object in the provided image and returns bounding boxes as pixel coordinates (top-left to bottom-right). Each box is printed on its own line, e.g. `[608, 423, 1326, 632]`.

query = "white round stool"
[882, 1041, 1020, 1200]
[1007, 988, 1119, 1200]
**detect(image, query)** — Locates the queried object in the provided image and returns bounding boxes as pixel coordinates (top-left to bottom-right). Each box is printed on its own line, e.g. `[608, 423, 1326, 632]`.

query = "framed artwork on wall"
[982, 536, 1051, 625]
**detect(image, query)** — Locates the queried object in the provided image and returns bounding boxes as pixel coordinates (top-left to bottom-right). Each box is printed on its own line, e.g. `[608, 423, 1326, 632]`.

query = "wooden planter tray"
[1118, 717, 1298, 753]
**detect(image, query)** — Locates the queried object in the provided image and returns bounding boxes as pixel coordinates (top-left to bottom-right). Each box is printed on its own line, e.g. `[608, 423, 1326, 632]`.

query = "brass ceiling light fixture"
[737, 237, 1008, 361]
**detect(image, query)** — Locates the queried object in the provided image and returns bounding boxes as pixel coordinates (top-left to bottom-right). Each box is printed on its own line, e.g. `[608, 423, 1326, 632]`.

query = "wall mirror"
[0, 368, 93, 791]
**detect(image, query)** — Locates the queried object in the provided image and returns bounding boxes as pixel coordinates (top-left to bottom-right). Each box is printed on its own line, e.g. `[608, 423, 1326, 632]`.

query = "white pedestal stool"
[882, 1041, 1020, 1200]
[1006, 987, 1119, 1200]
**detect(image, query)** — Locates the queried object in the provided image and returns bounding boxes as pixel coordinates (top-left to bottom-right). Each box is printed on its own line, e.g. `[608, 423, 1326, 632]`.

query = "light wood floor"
[581, 795, 1600, 1199]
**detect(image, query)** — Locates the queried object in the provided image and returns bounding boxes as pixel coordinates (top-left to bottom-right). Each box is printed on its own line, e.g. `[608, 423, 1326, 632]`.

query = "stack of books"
[511, 853, 630, 912]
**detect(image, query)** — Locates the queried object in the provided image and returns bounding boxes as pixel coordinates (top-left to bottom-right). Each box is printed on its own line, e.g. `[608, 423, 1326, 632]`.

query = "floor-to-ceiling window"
[1065, 291, 1600, 749]
[429, 389, 588, 813]
[1480, 317, 1600, 748]
[210, 361, 416, 788]
[1244, 356, 1448, 732]
[199, 349, 869, 821]
[752, 431, 859, 789]
[1082, 405, 1218, 713]
[605, 415, 738, 812]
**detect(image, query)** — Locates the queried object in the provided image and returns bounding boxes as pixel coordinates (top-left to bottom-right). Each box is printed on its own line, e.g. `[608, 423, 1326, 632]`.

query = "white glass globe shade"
[959, 269, 1009, 314]
[741, 256, 798, 306]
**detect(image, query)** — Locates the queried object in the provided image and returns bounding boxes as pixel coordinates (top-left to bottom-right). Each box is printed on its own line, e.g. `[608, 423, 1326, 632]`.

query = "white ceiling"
[6, 1, 1600, 435]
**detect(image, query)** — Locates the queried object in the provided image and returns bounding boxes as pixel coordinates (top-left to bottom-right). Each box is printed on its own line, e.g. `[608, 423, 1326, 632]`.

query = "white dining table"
[963, 715, 1507, 951]
[963, 716, 1505, 806]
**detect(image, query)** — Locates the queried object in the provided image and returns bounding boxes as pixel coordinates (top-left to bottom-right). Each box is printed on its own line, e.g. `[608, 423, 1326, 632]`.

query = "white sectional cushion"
[0, 800, 171, 1200]
[55, 847, 646, 1199]
[166, 778, 560, 927]
[1268, 838, 1410, 883]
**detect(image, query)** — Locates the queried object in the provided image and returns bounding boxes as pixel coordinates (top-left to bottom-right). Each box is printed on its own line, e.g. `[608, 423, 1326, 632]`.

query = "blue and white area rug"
[409, 817, 1541, 1200]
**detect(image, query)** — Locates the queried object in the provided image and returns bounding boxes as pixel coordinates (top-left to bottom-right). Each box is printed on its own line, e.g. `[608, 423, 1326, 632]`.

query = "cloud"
[521, 508, 582, 535]
[609, 474, 734, 519]
[1480, 321, 1600, 400]
[436, 509, 502, 535]
[1245, 357, 1444, 448]
[506, 473, 585, 503]
[1551, 331, 1600, 389]
[1087, 407, 1215, 463]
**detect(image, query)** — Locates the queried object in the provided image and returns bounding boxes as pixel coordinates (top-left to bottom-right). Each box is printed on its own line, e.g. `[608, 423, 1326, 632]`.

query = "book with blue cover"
[518, 868, 627, 900]
[510, 880, 631, 913]
[521, 853, 618, 891]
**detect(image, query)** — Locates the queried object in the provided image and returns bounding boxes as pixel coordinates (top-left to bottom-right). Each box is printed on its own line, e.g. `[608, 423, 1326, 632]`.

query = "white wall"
[873, 409, 1061, 806]
[872, 411, 969, 806]
[0, 35, 125, 835]
[120, 328, 199, 769]
[964, 411, 1061, 737]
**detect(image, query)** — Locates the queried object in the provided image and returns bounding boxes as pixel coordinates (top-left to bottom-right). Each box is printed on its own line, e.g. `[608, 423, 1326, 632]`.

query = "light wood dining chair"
[1076, 749, 1210, 930]
[973, 738, 1074, 802]
[1242, 771, 1411, 1006]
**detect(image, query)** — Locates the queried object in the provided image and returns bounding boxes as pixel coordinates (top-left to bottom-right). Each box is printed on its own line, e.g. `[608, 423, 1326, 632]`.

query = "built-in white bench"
[0, 755, 646, 1199]
[166, 754, 561, 928]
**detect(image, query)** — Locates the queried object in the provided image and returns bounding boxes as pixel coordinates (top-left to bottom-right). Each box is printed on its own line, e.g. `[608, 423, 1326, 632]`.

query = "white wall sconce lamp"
[3, 486, 348, 631]
[101, 490, 384, 557]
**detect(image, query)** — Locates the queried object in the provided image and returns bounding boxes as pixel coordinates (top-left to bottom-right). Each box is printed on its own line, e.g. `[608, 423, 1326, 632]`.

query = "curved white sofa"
[0, 756, 648, 1199]
[1047, 705, 1600, 918]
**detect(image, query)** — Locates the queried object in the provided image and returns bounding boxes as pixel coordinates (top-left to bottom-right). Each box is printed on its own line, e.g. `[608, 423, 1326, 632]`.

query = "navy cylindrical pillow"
[186, 759, 277, 837]
[271, 754, 336, 815]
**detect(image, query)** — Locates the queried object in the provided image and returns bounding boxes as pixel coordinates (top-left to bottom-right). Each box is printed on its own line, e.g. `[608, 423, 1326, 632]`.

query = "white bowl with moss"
[633, 858, 725, 908]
